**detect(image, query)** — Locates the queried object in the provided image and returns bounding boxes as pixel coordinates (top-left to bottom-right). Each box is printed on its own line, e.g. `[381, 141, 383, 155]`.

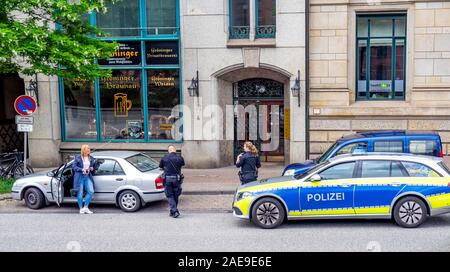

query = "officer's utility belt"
[164, 174, 184, 183]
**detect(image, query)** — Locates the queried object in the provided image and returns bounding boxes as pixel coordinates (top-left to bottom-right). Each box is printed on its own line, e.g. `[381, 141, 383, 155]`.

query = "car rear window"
[409, 140, 437, 156]
[126, 154, 159, 172]
[402, 161, 440, 177]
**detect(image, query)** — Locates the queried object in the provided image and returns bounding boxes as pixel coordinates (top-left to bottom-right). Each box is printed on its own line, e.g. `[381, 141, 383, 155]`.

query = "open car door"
[50, 164, 66, 206]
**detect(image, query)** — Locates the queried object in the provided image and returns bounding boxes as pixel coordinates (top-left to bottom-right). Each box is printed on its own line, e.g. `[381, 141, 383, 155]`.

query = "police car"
[232, 153, 450, 229]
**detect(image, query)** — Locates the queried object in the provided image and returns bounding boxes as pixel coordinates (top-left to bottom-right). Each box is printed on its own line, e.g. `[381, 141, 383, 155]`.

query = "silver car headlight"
[284, 169, 296, 176]
[236, 191, 253, 201]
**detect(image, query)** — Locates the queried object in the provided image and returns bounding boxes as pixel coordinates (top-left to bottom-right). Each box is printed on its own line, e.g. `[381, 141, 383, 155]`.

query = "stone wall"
[308, 0, 450, 159]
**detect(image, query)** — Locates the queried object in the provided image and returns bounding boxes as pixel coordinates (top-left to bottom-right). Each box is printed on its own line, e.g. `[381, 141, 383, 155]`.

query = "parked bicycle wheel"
[12, 163, 34, 178]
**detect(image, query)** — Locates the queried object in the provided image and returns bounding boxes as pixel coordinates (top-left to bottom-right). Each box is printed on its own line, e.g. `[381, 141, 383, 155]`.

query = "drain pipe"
[305, 0, 310, 160]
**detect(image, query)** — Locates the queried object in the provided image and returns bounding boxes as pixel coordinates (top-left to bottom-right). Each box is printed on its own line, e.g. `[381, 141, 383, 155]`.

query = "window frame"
[94, 159, 125, 176]
[356, 13, 407, 101]
[59, 0, 183, 144]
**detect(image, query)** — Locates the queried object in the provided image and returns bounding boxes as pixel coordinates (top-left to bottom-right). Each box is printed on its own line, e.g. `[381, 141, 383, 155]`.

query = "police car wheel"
[393, 197, 428, 228]
[251, 198, 285, 229]
[118, 190, 141, 212]
[24, 188, 45, 210]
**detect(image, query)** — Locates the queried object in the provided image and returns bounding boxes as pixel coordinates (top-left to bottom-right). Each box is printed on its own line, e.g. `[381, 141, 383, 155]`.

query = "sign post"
[14, 95, 37, 176]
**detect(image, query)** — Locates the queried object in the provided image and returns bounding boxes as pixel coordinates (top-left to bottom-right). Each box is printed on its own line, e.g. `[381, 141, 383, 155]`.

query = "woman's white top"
[82, 156, 90, 170]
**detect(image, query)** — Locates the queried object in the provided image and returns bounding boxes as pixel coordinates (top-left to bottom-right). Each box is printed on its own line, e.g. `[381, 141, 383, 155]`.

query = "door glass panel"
[402, 161, 440, 177]
[361, 160, 391, 178]
[319, 162, 355, 180]
[391, 161, 405, 177]
[99, 70, 144, 140]
[113, 162, 125, 175]
[95, 159, 116, 175]
[369, 38, 392, 99]
[374, 141, 403, 153]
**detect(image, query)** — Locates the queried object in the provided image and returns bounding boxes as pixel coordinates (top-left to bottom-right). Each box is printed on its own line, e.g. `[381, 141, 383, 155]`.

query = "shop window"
[230, 0, 250, 39]
[357, 15, 406, 100]
[256, 0, 276, 38]
[63, 78, 97, 140]
[99, 70, 144, 140]
[147, 70, 180, 140]
[96, 0, 140, 37]
[147, 0, 177, 35]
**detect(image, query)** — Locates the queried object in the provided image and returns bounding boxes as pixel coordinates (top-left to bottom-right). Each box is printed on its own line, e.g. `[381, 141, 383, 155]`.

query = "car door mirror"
[309, 174, 321, 182]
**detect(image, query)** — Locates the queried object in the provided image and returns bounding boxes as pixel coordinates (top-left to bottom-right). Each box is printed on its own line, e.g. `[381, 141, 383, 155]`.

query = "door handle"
[391, 182, 402, 187]
[339, 183, 353, 188]
[116, 178, 124, 181]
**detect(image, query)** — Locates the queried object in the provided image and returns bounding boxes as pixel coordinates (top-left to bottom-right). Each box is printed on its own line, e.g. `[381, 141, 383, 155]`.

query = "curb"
[0, 194, 12, 201]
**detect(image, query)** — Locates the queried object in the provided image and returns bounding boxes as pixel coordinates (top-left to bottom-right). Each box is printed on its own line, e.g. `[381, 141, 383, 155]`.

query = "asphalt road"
[1, 206, 450, 252]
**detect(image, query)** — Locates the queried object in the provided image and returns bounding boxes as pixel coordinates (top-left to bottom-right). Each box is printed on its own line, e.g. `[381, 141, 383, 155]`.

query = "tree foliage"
[0, 0, 119, 79]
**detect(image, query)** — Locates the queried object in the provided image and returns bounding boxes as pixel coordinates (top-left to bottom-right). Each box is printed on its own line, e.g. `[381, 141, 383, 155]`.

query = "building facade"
[308, 0, 450, 159]
[2, 0, 449, 168]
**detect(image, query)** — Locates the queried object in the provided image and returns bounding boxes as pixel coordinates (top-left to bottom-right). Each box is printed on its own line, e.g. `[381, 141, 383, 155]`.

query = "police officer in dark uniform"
[159, 145, 185, 218]
[236, 141, 261, 184]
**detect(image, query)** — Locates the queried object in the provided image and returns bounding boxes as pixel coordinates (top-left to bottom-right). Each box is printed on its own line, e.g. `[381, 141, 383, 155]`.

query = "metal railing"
[229, 26, 250, 39]
[256, 25, 276, 39]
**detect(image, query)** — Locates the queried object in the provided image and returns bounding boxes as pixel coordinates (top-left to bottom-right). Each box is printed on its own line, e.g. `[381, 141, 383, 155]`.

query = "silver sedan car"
[11, 151, 166, 212]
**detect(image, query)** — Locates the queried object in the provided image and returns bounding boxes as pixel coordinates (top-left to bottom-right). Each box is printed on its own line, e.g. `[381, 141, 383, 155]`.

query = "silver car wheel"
[256, 202, 280, 226]
[121, 193, 137, 210]
[399, 201, 423, 225]
[27, 192, 37, 205]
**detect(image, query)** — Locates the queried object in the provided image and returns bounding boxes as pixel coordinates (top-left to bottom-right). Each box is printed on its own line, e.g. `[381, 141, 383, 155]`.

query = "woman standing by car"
[73, 144, 95, 214]
[236, 142, 261, 185]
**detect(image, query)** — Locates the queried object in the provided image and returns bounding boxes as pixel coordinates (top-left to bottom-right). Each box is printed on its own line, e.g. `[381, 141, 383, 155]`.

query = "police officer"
[236, 141, 261, 185]
[159, 145, 185, 218]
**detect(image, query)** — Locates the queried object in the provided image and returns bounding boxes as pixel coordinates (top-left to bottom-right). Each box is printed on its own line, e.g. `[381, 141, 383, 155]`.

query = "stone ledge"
[227, 39, 276, 48]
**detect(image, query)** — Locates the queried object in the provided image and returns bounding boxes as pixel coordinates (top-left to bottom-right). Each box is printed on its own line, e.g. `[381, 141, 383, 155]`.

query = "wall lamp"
[26, 77, 39, 106]
[188, 71, 199, 97]
[291, 70, 301, 107]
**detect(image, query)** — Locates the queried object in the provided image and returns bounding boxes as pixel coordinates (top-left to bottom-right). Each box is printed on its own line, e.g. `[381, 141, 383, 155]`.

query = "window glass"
[147, 70, 181, 140]
[402, 161, 440, 177]
[369, 38, 392, 99]
[126, 154, 159, 172]
[95, 159, 116, 175]
[394, 39, 405, 98]
[370, 18, 393, 37]
[374, 141, 403, 153]
[395, 17, 406, 37]
[319, 162, 355, 180]
[63, 79, 97, 140]
[258, 0, 276, 25]
[336, 142, 368, 156]
[357, 39, 368, 98]
[409, 140, 437, 156]
[96, 0, 140, 37]
[317, 142, 338, 163]
[230, 0, 250, 38]
[99, 70, 144, 140]
[357, 17, 368, 37]
[113, 162, 125, 175]
[147, 0, 177, 35]
[361, 160, 406, 178]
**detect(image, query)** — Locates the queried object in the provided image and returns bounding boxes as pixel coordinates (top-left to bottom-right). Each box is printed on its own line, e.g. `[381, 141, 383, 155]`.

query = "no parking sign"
[14, 95, 37, 116]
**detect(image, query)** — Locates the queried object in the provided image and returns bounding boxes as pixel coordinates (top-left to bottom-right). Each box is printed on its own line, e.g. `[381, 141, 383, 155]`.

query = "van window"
[401, 161, 440, 177]
[409, 140, 437, 156]
[361, 160, 406, 178]
[374, 141, 403, 153]
[336, 142, 368, 156]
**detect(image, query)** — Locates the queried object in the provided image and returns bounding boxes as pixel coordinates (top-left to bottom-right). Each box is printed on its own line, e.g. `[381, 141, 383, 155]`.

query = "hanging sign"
[146, 41, 179, 65]
[98, 41, 142, 66]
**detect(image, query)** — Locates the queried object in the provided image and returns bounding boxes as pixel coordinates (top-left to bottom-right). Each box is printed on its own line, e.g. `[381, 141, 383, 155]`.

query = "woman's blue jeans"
[77, 176, 94, 209]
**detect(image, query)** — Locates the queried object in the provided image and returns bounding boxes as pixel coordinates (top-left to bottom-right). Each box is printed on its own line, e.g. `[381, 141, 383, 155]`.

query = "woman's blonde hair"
[244, 141, 258, 156]
[81, 144, 91, 158]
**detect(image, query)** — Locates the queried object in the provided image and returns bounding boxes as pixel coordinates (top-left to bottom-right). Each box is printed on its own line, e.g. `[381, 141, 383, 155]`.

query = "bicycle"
[0, 152, 34, 179]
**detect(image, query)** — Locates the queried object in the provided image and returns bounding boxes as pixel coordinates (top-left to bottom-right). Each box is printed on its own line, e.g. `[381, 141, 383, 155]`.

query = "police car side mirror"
[309, 174, 321, 182]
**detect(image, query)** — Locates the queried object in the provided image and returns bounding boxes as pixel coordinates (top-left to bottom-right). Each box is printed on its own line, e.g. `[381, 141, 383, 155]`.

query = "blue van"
[282, 130, 443, 176]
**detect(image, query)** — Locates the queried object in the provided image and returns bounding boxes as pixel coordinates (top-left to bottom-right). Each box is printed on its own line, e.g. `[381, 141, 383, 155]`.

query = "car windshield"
[126, 154, 159, 172]
[317, 142, 338, 163]
[294, 161, 330, 180]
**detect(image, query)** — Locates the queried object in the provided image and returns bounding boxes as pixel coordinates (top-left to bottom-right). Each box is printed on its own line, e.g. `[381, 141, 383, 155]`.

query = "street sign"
[17, 124, 33, 132]
[15, 115, 34, 125]
[14, 95, 37, 116]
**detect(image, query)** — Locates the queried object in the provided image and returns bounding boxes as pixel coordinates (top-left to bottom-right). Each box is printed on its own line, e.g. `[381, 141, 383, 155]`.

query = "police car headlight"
[237, 191, 253, 201]
[284, 169, 296, 176]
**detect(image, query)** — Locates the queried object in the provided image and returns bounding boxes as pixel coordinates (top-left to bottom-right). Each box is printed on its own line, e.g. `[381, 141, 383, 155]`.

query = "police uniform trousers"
[164, 176, 182, 214]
